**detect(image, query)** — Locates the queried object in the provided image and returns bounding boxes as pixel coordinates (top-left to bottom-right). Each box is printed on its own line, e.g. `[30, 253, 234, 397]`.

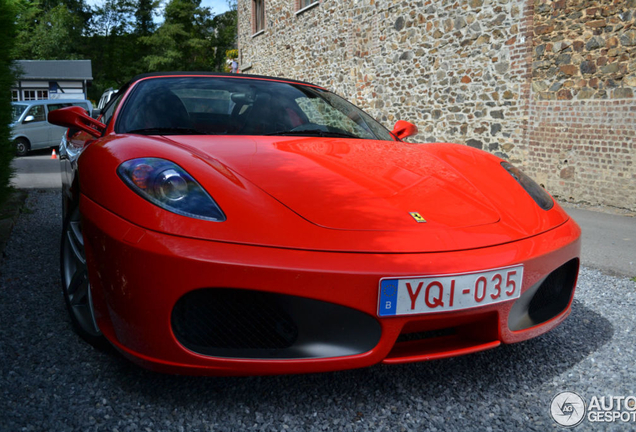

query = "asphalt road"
[1, 190, 635, 431]
[10, 149, 63, 190]
[564, 205, 636, 278]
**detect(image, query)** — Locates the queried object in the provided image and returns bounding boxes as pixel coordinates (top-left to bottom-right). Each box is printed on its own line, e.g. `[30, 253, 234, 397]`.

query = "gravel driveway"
[1, 190, 635, 431]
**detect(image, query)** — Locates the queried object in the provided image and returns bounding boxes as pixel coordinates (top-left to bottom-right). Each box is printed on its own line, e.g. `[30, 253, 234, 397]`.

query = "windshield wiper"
[265, 129, 360, 139]
[127, 127, 205, 135]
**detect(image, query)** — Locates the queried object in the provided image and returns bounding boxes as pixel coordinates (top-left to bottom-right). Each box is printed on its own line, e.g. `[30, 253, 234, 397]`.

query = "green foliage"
[0, 0, 17, 203]
[84, 0, 142, 99]
[135, 0, 157, 35]
[10, 0, 238, 101]
[142, 0, 215, 71]
[88, 0, 135, 36]
[13, 0, 87, 60]
[212, 8, 238, 72]
[33, 4, 84, 58]
[224, 49, 239, 73]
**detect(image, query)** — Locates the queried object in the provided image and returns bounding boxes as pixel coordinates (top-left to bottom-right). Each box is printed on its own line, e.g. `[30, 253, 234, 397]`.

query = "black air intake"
[172, 288, 382, 359]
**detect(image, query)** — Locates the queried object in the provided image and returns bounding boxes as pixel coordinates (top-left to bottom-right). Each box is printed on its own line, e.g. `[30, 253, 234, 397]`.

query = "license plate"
[378, 265, 524, 317]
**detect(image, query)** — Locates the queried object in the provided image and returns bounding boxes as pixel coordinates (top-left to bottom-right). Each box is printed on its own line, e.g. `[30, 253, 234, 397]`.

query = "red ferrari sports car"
[49, 72, 581, 376]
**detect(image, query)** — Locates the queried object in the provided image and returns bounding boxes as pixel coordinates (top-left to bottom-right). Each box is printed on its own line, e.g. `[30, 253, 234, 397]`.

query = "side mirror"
[391, 120, 418, 140]
[48, 106, 106, 138]
[23, 115, 35, 123]
[91, 108, 101, 119]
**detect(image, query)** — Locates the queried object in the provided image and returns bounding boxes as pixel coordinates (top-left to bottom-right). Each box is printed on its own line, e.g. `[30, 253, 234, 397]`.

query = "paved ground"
[10, 149, 63, 190]
[1, 190, 635, 432]
[562, 204, 636, 278]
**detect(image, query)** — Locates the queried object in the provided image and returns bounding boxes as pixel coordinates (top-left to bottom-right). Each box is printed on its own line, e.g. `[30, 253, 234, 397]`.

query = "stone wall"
[237, 0, 636, 210]
[528, 0, 636, 208]
[533, 0, 636, 100]
[527, 99, 635, 208]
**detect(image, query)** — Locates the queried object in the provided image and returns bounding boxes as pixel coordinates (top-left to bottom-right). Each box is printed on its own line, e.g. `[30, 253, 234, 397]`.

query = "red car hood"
[85, 135, 570, 253]
[178, 137, 500, 231]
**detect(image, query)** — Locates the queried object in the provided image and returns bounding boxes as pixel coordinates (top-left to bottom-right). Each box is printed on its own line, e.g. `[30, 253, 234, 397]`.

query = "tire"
[14, 138, 29, 157]
[60, 205, 109, 348]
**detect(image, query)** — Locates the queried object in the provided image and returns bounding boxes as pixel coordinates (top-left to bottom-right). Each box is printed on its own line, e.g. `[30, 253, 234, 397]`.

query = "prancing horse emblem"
[409, 212, 427, 223]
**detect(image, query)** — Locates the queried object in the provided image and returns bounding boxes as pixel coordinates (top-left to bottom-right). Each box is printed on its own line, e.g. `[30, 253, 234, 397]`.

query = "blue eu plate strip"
[379, 279, 398, 316]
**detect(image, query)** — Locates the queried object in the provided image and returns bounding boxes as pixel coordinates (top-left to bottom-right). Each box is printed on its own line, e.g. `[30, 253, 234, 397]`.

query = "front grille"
[385, 313, 499, 363]
[171, 288, 382, 359]
[508, 258, 579, 331]
[528, 258, 578, 324]
[396, 327, 457, 343]
[172, 288, 298, 352]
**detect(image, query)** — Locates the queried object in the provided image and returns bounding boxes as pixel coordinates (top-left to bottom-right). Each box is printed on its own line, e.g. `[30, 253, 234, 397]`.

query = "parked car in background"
[93, 88, 118, 118]
[11, 99, 93, 156]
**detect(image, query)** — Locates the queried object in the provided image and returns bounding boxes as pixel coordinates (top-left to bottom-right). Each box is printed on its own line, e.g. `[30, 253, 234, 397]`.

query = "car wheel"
[61, 205, 108, 348]
[14, 138, 29, 157]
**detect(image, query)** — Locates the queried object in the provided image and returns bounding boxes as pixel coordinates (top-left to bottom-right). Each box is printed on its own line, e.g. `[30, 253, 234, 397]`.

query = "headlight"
[118, 158, 226, 221]
[501, 162, 554, 211]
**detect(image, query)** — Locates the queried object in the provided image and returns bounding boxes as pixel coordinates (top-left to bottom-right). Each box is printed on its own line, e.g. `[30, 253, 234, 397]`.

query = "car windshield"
[11, 104, 28, 123]
[116, 77, 394, 141]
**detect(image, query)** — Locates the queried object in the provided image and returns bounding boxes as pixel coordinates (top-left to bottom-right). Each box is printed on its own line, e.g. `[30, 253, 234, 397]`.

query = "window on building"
[253, 0, 265, 34]
[22, 90, 49, 100]
[11, 90, 19, 101]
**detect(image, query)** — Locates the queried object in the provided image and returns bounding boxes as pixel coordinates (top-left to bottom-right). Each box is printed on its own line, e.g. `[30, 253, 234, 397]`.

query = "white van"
[11, 99, 93, 156]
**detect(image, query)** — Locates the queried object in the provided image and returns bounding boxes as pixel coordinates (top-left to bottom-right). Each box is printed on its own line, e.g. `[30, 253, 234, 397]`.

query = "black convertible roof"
[129, 72, 320, 88]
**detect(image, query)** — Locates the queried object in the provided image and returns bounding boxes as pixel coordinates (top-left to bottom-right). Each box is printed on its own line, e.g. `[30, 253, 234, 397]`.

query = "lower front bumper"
[81, 195, 581, 376]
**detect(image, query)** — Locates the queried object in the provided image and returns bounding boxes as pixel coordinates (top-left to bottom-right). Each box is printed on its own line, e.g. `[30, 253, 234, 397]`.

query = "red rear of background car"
[49, 73, 580, 376]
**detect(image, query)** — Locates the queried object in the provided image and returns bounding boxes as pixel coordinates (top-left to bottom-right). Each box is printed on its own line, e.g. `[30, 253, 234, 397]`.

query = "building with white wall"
[12, 60, 93, 102]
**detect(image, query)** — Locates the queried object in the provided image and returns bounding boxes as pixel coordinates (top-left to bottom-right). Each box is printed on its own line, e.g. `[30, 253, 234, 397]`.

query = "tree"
[135, 0, 157, 36]
[85, 0, 144, 98]
[7, 0, 237, 100]
[12, 0, 87, 60]
[210, 6, 237, 72]
[33, 4, 85, 59]
[12, 0, 43, 59]
[0, 0, 17, 201]
[88, 0, 134, 37]
[142, 0, 215, 71]
[11, 0, 90, 60]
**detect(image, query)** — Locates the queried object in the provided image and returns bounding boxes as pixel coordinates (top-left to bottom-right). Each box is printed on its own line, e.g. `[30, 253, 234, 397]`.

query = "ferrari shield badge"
[409, 212, 426, 223]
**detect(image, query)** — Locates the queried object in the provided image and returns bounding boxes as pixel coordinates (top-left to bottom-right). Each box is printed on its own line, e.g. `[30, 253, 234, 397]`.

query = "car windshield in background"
[116, 77, 394, 141]
[11, 104, 28, 123]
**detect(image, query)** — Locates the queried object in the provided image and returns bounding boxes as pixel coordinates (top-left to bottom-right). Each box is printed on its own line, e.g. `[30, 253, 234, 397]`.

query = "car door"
[21, 104, 48, 150]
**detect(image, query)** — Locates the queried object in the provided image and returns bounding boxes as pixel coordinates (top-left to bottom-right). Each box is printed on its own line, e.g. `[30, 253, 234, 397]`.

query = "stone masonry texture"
[238, 0, 636, 210]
